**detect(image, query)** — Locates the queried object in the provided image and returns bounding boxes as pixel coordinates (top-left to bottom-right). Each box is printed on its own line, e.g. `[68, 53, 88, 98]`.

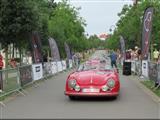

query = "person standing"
[108, 50, 117, 68]
[0, 54, 3, 69]
[0, 53, 4, 92]
[153, 49, 159, 62]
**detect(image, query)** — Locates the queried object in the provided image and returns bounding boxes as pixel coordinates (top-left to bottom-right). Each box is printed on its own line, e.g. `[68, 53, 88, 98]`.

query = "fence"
[130, 59, 160, 89]
[0, 67, 20, 98]
[0, 59, 73, 101]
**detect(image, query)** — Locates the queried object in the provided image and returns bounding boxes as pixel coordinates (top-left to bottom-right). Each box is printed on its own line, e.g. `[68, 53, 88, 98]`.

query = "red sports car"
[65, 60, 120, 100]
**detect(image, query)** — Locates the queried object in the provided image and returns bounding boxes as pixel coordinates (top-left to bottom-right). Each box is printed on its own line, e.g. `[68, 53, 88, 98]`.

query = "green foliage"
[0, 0, 104, 60]
[48, 0, 87, 58]
[0, 0, 39, 49]
[106, 0, 160, 50]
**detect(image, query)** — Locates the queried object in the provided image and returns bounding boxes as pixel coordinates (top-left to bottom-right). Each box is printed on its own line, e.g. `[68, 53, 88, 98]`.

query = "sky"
[55, 0, 134, 36]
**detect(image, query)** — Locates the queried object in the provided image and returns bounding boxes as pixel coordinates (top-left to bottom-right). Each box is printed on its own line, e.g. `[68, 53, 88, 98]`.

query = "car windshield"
[77, 64, 97, 71]
[77, 62, 113, 71]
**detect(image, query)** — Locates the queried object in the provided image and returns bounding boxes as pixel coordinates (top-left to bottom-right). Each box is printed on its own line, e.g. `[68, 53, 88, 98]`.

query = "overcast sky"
[55, 0, 134, 36]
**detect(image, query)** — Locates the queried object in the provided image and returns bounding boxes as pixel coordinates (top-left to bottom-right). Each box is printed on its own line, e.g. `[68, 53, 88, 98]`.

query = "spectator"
[0, 53, 4, 69]
[9, 58, 17, 68]
[153, 49, 159, 62]
[157, 54, 160, 64]
[125, 50, 131, 61]
[108, 50, 117, 68]
[134, 46, 139, 60]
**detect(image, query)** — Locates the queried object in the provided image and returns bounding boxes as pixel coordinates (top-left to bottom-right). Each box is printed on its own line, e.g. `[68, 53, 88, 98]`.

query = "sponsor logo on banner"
[36, 66, 40, 72]
[141, 7, 154, 60]
[19, 65, 33, 87]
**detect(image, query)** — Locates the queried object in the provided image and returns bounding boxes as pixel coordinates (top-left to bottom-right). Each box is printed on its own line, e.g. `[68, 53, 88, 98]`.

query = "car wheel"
[112, 96, 117, 100]
[69, 96, 76, 100]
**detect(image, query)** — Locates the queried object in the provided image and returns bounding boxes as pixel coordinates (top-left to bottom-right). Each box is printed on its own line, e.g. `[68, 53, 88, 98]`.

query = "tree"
[0, 0, 41, 66]
[107, 0, 160, 50]
[48, 0, 86, 58]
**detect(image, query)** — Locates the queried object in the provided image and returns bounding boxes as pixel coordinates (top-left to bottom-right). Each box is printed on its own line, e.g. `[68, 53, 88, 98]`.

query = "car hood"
[74, 70, 113, 86]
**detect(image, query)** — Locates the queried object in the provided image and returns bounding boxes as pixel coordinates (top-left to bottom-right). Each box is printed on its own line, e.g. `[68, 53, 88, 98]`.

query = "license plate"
[82, 88, 99, 93]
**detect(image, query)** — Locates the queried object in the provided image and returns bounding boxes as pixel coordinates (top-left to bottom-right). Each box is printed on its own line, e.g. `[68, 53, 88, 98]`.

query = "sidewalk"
[123, 73, 160, 103]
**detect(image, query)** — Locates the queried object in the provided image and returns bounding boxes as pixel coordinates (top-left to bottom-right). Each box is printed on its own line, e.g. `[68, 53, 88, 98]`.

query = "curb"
[129, 75, 160, 103]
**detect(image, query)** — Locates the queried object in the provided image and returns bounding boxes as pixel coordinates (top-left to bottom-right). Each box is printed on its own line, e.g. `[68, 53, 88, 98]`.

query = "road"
[1, 51, 160, 119]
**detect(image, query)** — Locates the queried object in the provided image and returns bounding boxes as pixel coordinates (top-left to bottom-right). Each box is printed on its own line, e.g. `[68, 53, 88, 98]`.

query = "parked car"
[65, 60, 120, 100]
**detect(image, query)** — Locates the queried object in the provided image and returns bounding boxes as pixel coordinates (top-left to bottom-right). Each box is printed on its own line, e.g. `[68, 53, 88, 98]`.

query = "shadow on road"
[68, 96, 119, 102]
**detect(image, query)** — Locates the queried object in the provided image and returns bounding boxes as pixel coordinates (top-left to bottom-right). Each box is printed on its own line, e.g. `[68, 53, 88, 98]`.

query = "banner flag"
[30, 31, 43, 63]
[64, 42, 72, 60]
[141, 7, 154, 60]
[48, 38, 61, 61]
[119, 36, 126, 60]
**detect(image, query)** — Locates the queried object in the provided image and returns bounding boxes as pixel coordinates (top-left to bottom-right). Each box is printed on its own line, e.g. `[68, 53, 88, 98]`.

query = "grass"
[141, 80, 160, 97]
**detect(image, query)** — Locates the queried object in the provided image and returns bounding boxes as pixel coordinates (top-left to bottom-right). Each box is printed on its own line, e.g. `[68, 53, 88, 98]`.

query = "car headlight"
[107, 79, 115, 88]
[102, 85, 109, 91]
[74, 85, 80, 92]
[68, 79, 77, 88]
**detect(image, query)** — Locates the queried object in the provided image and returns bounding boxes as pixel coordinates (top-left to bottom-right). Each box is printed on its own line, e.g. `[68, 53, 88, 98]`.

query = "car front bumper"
[65, 91, 119, 97]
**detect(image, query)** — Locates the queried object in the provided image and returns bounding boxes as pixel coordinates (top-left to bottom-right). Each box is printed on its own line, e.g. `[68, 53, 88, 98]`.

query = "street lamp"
[109, 25, 116, 34]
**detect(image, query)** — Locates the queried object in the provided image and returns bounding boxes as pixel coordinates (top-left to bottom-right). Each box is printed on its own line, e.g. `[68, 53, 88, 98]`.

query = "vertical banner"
[157, 64, 160, 84]
[61, 60, 67, 70]
[141, 60, 148, 77]
[32, 63, 43, 81]
[57, 61, 63, 72]
[64, 42, 72, 59]
[131, 60, 136, 73]
[43, 62, 52, 76]
[30, 31, 43, 63]
[51, 62, 58, 74]
[119, 36, 126, 60]
[141, 7, 154, 60]
[69, 59, 73, 68]
[19, 65, 33, 87]
[148, 62, 157, 83]
[48, 38, 60, 61]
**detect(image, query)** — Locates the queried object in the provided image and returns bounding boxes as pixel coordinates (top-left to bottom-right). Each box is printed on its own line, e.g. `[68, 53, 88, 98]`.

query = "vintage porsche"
[65, 60, 120, 100]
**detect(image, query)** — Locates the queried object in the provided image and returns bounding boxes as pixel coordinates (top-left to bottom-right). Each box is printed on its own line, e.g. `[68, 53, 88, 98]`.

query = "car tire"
[69, 96, 76, 100]
[112, 96, 117, 100]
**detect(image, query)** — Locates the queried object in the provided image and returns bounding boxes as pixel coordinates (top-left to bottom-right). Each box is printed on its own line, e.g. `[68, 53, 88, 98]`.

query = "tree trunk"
[47, 50, 50, 62]
[19, 48, 22, 66]
[12, 43, 15, 58]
